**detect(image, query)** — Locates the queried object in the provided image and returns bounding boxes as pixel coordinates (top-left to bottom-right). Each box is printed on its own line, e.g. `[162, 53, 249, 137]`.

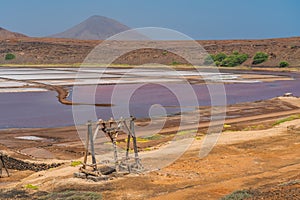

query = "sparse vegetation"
[279, 61, 289, 68]
[24, 184, 38, 190]
[43, 190, 102, 200]
[206, 51, 248, 67]
[223, 124, 232, 128]
[273, 114, 300, 126]
[135, 137, 151, 143]
[252, 52, 269, 65]
[70, 160, 82, 167]
[242, 124, 268, 131]
[171, 61, 180, 65]
[143, 134, 163, 140]
[221, 190, 252, 200]
[279, 179, 300, 186]
[214, 52, 227, 62]
[195, 136, 202, 140]
[290, 45, 298, 49]
[0, 189, 102, 200]
[214, 60, 221, 66]
[144, 147, 152, 151]
[177, 129, 197, 136]
[134, 134, 164, 143]
[204, 53, 227, 66]
[5, 53, 16, 60]
[220, 52, 248, 67]
[203, 55, 215, 65]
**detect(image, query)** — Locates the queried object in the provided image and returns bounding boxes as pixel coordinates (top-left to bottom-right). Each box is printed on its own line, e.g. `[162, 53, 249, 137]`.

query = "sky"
[0, 0, 299, 40]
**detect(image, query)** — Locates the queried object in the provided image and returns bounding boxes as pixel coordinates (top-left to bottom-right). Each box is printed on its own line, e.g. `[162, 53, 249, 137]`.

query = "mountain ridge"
[0, 27, 27, 39]
[50, 15, 130, 40]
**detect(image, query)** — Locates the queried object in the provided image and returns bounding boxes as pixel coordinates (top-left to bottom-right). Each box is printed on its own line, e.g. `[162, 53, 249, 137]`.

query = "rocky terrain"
[0, 37, 299, 67]
[1, 154, 61, 172]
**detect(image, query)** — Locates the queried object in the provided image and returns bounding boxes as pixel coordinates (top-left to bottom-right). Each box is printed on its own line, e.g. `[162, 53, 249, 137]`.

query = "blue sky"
[0, 0, 299, 39]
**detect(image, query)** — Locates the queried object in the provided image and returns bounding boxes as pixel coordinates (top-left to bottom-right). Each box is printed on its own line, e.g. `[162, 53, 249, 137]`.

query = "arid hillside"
[0, 37, 299, 67]
[49, 15, 130, 40]
[0, 27, 27, 39]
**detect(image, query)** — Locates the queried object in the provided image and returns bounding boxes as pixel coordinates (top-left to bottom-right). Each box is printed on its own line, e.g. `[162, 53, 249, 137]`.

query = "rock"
[87, 175, 108, 182]
[73, 172, 87, 179]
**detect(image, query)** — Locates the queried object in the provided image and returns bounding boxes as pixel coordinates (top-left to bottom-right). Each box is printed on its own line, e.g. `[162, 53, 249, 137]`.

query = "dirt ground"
[1, 37, 300, 67]
[0, 97, 298, 160]
[0, 96, 299, 199]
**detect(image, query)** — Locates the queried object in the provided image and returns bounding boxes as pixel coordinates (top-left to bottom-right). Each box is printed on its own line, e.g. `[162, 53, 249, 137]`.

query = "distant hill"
[50, 15, 131, 40]
[1, 36, 299, 67]
[0, 27, 27, 39]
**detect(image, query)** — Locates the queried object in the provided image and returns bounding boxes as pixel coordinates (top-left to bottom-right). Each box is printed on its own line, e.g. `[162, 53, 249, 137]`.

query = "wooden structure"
[0, 152, 9, 177]
[76, 116, 143, 181]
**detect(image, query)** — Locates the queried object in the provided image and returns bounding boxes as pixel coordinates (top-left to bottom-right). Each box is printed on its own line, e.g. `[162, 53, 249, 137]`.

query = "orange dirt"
[0, 97, 299, 199]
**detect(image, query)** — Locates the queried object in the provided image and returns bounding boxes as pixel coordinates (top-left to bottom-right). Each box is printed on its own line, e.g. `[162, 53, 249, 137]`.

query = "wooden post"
[126, 133, 131, 159]
[0, 153, 9, 177]
[112, 136, 119, 172]
[130, 116, 139, 163]
[82, 121, 90, 169]
[0, 156, 2, 177]
[130, 116, 143, 170]
[88, 121, 97, 170]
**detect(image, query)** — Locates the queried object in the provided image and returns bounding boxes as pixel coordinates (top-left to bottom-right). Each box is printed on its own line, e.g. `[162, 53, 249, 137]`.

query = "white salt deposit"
[0, 67, 261, 88]
[0, 88, 48, 93]
[15, 136, 44, 141]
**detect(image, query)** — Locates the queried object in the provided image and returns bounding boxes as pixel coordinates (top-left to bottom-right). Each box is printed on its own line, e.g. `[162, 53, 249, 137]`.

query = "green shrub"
[252, 52, 268, 65]
[214, 52, 227, 62]
[203, 55, 215, 65]
[232, 50, 239, 55]
[70, 160, 82, 167]
[221, 52, 248, 67]
[207, 51, 248, 67]
[5, 53, 16, 60]
[279, 61, 289, 68]
[24, 184, 38, 190]
[214, 61, 221, 66]
[171, 61, 180, 65]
